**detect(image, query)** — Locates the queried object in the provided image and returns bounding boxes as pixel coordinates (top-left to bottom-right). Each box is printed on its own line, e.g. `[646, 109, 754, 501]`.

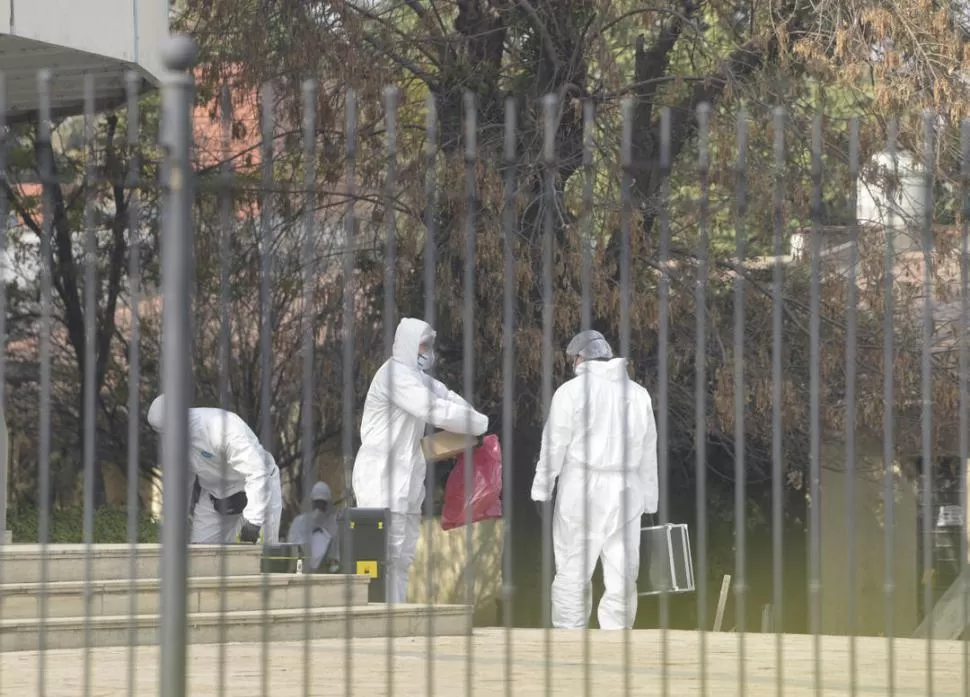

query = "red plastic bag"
[440, 434, 503, 531]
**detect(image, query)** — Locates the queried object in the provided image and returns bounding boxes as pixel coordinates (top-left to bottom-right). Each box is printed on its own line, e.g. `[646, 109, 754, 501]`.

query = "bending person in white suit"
[531, 330, 658, 629]
[147, 394, 283, 545]
[353, 317, 488, 604]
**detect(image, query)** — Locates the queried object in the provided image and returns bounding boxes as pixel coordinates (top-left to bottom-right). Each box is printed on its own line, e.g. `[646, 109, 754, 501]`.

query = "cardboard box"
[420, 431, 483, 462]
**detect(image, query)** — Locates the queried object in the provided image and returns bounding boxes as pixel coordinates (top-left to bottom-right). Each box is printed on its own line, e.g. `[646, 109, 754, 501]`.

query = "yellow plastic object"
[349, 520, 382, 529]
[356, 560, 379, 578]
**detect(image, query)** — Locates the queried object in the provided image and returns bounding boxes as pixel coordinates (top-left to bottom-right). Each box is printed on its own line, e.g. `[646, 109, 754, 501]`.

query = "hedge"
[5, 506, 161, 543]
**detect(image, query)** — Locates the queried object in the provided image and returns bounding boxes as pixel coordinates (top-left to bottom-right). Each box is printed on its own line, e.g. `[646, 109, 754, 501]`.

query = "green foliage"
[6, 506, 160, 544]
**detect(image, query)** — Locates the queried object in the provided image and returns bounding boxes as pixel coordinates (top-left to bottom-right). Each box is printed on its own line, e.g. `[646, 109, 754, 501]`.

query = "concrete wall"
[820, 445, 919, 637]
[408, 518, 504, 624]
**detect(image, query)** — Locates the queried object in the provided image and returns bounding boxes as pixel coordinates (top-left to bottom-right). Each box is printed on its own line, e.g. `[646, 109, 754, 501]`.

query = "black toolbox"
[260, 542, 306, 573]
[338, 507, 389, 603]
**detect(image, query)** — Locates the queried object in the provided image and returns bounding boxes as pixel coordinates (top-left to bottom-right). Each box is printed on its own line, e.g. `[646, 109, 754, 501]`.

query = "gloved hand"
[239, 520, 262, 544]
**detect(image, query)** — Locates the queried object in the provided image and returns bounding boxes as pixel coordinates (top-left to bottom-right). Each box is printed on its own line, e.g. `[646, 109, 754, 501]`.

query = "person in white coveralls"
[286, 481, 341, 572]
[530, 330, 658, 629]
[147, 394, 283, 545]
[352, 317, 489, 604]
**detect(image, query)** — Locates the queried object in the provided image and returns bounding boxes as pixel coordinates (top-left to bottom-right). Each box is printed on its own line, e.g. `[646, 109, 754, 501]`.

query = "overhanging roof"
[0, 0, 167, 123]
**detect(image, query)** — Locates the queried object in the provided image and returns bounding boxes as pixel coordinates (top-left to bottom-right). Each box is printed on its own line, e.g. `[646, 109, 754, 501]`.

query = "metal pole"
[0, 73, 6, 547]
[158, 34, 197, 697]
[0, 407, 7, 544]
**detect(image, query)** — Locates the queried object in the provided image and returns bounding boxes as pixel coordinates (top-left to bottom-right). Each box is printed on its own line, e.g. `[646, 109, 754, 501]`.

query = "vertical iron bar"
[695, 103, 710, 697]
[341, 89, 357, 697]
[501, 95, 517, 697]
[81, 73, 97, 697]
[961, 118, 970, 697]
[771, 105, 785, 697]
[124, 69, 142, 697]
[216, 82, 232, 697]
[884, 118, 898, 696]
[846, 116, 860, 697]
[258, 81, 275, 697]
[422, 91, 438, 696]
[580, 97, 594, 697]
[619, 96, 633, 697]
[0, 70, 5, 546]
[299, 78, 318, 697]
[36, 67, 53, 697]
[733, 107, 748, 692]
[462, 89, 477, 694]
[920, 110, 935, 697]
[158, 36, 198, 697]
[540, 93, 556, 696]
[382, 84, 398, 697]
[0, 71, 6, 696]
[808, 111, 822, 697]
[658, 106, 672, 697]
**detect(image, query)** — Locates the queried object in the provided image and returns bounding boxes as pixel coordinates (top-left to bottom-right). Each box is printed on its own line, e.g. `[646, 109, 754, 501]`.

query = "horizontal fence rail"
[0, 34, 968, 697]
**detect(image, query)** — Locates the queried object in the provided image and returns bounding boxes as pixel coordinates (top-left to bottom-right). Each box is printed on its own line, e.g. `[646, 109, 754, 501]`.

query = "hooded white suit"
[286, 481, 340, 571]
[147, 395, 283, 545]
[531, 357, 658, 629]
[352, 317, 488, 603]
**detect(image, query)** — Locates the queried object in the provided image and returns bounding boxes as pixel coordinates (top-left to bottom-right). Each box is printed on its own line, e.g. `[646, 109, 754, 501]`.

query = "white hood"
[576, 357, 629, 381]
[392, 317, 435, 369]
[147, 394, 165, 432]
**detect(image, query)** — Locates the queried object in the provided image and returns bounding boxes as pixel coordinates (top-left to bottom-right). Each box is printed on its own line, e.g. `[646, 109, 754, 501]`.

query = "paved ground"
[1, 628, 968, 696]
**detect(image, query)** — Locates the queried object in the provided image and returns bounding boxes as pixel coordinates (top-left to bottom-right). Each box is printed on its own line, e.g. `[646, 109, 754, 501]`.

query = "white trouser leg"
[386, 511, 421, 604]
[551, 507, 602, 629]
[191, 494, 241, 544]
[597, 514, 641, 630]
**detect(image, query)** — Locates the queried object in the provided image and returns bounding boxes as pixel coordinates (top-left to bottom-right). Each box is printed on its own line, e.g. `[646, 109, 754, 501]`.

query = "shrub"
[6, 506, 160, 543]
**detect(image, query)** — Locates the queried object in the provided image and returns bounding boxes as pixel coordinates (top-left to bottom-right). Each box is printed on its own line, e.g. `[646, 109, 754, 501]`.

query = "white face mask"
[417, 350, 435, 372]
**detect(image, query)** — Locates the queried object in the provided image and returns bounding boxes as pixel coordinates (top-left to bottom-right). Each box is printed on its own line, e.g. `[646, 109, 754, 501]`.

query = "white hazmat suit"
[531, 331, 658, 629]
[147, 395, 283, 545]
[286, 481, 340, 572]
[352, 317, 488, 603]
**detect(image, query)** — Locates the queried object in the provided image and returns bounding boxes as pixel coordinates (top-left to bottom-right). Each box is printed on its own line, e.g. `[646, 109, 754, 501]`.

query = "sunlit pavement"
[1, 628, 965, 696]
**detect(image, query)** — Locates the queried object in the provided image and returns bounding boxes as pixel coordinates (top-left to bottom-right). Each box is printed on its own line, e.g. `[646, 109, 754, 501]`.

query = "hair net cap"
[565, 330, 614, 360]
[310, 481, 333, 503]
[147, 394, 165, 432]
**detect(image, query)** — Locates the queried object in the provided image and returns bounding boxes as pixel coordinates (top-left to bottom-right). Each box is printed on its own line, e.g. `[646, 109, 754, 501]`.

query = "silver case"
[638, 523, 695, 596]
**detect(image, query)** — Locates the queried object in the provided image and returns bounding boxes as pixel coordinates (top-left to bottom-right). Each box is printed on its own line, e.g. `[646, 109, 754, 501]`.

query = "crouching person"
[147, 394, 283, 545]
[287, 481, 341, 573]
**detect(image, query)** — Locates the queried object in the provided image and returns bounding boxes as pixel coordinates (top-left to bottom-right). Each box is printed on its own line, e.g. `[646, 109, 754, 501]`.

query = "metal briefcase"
[639, 523, 695, 596]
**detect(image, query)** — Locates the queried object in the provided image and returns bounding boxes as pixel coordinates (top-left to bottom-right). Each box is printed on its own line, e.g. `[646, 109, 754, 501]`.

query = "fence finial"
[161, 35, 199, 72]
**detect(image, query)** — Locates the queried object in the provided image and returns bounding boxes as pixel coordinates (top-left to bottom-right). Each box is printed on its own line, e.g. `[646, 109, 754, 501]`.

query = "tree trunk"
[77, 392, 107, 510]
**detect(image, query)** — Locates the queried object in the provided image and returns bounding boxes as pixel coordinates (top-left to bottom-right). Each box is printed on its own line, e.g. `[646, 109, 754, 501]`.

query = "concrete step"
[0, 604, 471, 652]
[0, 573, 371, 620]
[0, 544, 263, 583]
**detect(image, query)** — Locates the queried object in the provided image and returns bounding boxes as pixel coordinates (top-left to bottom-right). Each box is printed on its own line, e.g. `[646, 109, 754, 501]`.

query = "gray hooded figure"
[286, 481, 340, 572]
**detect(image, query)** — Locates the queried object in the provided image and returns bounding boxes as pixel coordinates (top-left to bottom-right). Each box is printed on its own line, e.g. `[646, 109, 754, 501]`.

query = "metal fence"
[0, 32, 969, 696]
